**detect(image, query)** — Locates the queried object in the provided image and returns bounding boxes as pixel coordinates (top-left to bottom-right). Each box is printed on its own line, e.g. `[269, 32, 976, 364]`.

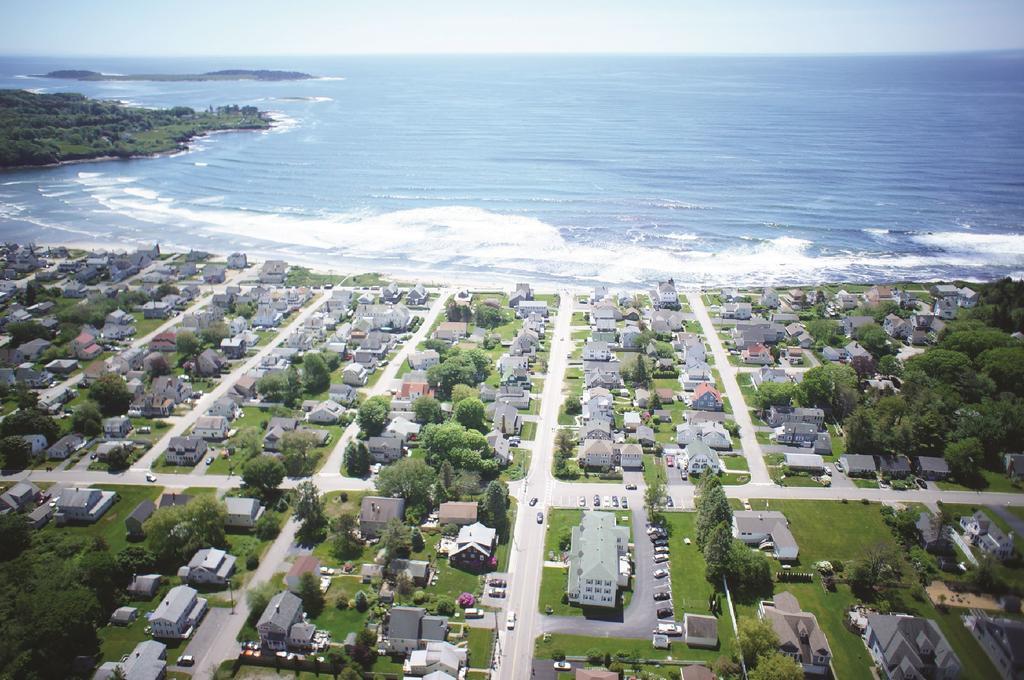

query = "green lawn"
[43, 484, 162, 554]
[535, 632, 728, 666]
[98, 616, 189, 666]
[310, 597, 373, 640]
[520, 421, 538, 441]
[742, 499, 895, 564]
[544, 509, 584, 557]
[937, 468, 1023, 494]
[773, 581, 874, 680]
[661, 513, 738, 658]
[466, 626, 494, 668]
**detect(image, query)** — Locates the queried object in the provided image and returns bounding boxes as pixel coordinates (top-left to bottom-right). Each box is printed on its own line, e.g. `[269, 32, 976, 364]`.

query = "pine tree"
[695, 477, 732, 549]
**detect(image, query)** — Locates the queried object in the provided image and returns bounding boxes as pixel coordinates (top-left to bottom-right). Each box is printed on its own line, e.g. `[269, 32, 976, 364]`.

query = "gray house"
[865, 614, 961, 680]
[384, 606, 449, 655]
[360, 496, 406, 537]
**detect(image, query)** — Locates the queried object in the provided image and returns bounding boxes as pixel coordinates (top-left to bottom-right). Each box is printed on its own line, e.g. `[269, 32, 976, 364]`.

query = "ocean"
[1, 53, 1023, 286]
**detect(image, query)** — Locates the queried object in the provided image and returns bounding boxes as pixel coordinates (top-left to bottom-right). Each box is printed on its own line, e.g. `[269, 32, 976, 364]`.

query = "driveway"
[174, 606, 231, 673]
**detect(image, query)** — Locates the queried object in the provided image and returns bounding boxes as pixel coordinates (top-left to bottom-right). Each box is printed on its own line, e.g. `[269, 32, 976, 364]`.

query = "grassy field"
[98, 616, 189, 666]
[42, 484, 162, 554]
[741, 499, 898, 564]
[937, 468, 1023, 494]
[466, 626, 494, 668]
[544, 509, 584, 556]
[535, 632, 727, 668]
[662, 512, 737, 659]
[765, 581, 873, 680]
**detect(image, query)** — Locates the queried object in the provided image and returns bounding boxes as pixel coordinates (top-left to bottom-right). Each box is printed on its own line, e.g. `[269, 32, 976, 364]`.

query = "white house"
[733, 510, 799, 561]
[682, 441, 721, 476]
[178, 548, 237, 586]
[149, 585, 207, 639]
[224, 497, 266, 529]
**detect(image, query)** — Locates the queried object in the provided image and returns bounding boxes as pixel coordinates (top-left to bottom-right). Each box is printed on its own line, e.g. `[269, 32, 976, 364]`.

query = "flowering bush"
[457, 592, 475, 608]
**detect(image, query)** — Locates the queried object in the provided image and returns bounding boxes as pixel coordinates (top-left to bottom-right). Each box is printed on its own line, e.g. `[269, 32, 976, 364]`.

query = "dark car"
[529, 497, 539, 506]
[653, 590, 671, 601]
[666, 496, 675, 507]
[536, 512, 544, 523]
[489, 578, 507, 587]
[657, 607, 674, 619]
[625, 483, 638, 490]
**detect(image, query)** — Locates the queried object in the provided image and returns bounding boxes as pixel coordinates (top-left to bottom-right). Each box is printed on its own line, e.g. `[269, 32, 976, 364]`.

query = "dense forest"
[839, 277, 1024, 487]
[0, 89, 270, 167]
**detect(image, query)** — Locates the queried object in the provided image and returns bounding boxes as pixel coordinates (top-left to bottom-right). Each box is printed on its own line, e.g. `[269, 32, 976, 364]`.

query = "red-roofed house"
[399, 378, 433, 400]
[741, 343, 773, 365]
[149, 331, 177, 353]
[284, 554, 321, 592]
[71, 331, 103, 361]
[690, 382, 723, 411]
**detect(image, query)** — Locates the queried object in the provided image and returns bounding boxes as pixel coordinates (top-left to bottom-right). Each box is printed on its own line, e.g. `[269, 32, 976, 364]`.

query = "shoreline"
[31, 237, 1010, 294]
[0, 114, 284, 172]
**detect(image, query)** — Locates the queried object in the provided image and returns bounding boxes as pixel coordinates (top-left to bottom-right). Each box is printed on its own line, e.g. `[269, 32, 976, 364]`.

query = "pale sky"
[3, 0, 1023, 56]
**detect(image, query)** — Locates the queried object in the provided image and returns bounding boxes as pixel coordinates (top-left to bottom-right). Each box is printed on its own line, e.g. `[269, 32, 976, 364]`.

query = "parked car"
[625, 483, 638, 490]
[621, 498, 628, 509]
[653, 569, 668, 579]
[536, 512, 544, 524]
[554, 661, 572, 671]
[666, 496, 675, 507]
[145, 473, 157, 483]
[654, 554, 669, 563]
[178, 656, 195, 667]
[506, 611, 516, 630]
[657, 607, 674, 619]
[593, 495, 601, 507]
[611, 495, 619, 507]
[206, 457, 214, 465]
[489, 588, 506, 598]
[603, 495, 611, 506]
[834, 460, 844, 472]
[578, 496, 586, 507]
[653, 590, 671, 601]
[488, 578, 506, 587]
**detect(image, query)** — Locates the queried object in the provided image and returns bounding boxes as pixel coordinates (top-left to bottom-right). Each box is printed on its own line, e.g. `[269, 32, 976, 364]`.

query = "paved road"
[132, 290, 332, 470]
[192, 517, 301, 678]
[9, 278, 1024, 678]
[498, 291, 573, 680]
[687, 292, 772, 485]
[319, 288, 451, 475]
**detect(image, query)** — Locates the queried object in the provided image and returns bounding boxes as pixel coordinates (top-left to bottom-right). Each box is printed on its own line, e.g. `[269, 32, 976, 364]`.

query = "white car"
[653, 569, 668, 579]
[506, 611, 516, 630]
[578, 496, 586, 507]
[553, 661, 572, 671]
[145, 473, 157, 483]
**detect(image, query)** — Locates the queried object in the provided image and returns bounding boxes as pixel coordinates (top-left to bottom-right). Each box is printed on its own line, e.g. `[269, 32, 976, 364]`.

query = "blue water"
[1, 53, 1023, 285]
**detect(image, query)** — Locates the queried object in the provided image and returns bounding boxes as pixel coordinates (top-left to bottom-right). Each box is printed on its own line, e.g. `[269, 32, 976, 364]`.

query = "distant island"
[35, 68, 314, 82]
[0, 89, 271, 168]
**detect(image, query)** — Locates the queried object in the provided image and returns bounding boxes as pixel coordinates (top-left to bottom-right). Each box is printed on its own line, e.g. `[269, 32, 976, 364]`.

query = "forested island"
[35, 69, 313, 81]
[0, 90, 271, 168]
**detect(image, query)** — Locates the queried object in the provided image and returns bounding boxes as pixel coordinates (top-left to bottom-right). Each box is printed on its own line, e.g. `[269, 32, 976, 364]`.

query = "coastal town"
[0, 242, 1022, 680]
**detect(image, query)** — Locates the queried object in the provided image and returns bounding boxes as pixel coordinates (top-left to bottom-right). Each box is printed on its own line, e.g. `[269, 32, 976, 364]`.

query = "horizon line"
[2, 47, 1023, 60]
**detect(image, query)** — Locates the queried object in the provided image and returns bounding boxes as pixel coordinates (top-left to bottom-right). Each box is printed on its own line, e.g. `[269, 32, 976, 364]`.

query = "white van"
[506, 611, 516, 630]
[464, 608, 483, 619]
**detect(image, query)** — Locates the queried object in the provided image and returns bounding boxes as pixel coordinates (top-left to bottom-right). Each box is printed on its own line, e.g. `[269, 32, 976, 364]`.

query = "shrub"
[552, 650, 566, 661]
[413, 590, 426, 604]
[245, 554, 259, 570]
[586, 648, 603, 664]
[435, 597, 455, 616]
[457, 592, 475, 608]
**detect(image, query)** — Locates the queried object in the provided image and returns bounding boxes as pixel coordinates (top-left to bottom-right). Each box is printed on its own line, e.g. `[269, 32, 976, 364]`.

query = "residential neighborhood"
[0, 248, 1023, 680]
